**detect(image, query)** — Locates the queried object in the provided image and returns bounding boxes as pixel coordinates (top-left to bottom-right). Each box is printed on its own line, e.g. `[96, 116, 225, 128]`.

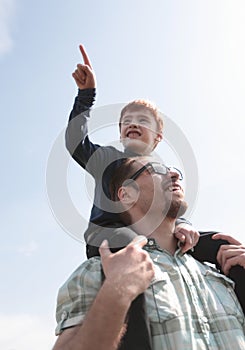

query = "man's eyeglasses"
[128, 162, 183, 181]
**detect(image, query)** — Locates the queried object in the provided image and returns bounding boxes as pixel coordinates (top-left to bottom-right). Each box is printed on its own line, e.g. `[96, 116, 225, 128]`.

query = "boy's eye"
[121, 117, 150, 125]
[122, 119, 130, 125]
[139, 118, 149, 124]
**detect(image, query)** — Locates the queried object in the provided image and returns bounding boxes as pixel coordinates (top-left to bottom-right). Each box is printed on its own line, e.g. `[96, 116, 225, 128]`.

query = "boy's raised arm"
[65, 45, 97, 166]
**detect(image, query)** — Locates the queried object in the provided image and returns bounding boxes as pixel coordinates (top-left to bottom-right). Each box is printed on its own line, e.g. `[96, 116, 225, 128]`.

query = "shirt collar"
[145, 237, 183, 256]
[145, 238, 162, 251]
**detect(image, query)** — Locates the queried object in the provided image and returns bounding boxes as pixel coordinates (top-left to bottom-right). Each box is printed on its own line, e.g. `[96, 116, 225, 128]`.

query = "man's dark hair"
[109, 158, 142, 226]
[109, 158, 138, 202]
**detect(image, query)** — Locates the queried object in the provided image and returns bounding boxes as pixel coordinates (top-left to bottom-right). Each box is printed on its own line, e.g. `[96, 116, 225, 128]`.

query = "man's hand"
[174, 224, 200, 253]
[99, 236, 154, 302]
[212, 233, 245, 275]
[53, 236, 152, 350]
[72, 44, 96, 89]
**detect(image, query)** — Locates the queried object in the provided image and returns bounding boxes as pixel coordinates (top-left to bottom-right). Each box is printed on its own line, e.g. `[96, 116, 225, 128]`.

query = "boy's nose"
[129, 123, 138, 128]
[128, 118, 139, 127]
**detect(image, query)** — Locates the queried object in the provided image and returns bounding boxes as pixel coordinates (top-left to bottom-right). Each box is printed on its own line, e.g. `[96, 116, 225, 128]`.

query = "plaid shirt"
[55, 240, 245, 349]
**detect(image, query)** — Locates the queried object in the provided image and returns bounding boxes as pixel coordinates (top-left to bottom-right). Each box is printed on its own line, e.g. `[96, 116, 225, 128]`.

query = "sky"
[1, 0, 245, 348]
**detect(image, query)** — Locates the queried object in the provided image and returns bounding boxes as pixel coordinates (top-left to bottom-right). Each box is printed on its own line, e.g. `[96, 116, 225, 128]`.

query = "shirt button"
[201, 316, 208, 323]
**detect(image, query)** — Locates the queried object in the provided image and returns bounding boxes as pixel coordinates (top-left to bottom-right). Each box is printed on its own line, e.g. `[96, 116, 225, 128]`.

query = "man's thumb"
[99, 240, 112, 258]
[128, 235, 148, 248]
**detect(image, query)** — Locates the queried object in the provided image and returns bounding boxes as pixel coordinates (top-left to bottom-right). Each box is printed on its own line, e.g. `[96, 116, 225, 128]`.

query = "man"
[53, 157, 245, 350]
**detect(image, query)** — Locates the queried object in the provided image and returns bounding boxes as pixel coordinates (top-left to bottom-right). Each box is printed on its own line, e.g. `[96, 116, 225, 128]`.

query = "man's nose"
[169, 169, 180, 180]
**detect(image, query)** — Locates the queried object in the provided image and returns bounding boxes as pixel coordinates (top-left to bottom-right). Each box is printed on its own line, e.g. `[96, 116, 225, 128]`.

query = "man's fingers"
[223, 255, 243, 275]
[212, 233, 241, 245]
[99, 240, 112, 258]
[217, 245, 245, 271]
[79, 44, 93, 69]
[128, 235, 148, 248]
[99, 236, 147, 258]
[175, 231, 186, 242]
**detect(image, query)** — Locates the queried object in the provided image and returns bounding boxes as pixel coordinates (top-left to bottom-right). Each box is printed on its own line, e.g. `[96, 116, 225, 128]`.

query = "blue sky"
[1, 0, 245, 348]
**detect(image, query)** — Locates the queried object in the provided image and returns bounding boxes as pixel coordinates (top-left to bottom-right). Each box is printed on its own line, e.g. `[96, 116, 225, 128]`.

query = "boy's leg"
[229, 266, 245, 314]
[190, 231, 226, 266]
[86, 225, 152, 350]
[86, 226, 138, 258]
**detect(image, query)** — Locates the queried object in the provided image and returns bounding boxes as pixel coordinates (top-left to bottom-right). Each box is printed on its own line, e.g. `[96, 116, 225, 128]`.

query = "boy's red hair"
[119, 99, 164, 134]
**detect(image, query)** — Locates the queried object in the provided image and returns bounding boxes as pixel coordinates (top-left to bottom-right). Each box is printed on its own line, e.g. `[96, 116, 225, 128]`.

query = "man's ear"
[155, 132, 163, 142]
[117, 185, 138, 206]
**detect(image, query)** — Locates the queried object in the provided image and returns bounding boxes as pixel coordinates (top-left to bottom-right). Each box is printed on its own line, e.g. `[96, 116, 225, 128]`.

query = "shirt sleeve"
[65, 88, 98, 168]
[55, 257, 103, 335]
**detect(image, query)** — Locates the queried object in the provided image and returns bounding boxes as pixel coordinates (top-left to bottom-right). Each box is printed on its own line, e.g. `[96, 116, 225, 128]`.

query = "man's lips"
[163, 181, 183, 193]
[168, 184, 182, 192]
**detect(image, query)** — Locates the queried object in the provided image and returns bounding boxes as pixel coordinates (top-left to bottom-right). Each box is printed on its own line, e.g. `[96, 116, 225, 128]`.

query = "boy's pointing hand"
[72, 44, 96, 89]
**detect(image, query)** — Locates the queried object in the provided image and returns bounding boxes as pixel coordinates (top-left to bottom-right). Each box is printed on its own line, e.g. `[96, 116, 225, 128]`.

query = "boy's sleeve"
[65, 88, 97, 168]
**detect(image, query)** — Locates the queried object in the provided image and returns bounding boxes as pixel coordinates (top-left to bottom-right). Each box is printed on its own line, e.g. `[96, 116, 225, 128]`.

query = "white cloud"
[0, 0, 15, 55]
[0, 313, 56, 350]
[16, 240, 38, 256]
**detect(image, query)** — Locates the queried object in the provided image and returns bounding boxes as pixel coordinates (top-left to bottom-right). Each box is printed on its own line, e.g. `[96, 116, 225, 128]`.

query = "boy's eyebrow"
[121, 113, 151, 119]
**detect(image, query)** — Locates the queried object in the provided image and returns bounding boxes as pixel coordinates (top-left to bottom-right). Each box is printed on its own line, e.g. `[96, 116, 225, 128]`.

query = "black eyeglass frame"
[128, 162, 183, 182]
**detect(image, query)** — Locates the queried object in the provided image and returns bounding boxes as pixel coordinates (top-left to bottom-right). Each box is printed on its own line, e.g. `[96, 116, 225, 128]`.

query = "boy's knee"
[86, 226, 138, 258]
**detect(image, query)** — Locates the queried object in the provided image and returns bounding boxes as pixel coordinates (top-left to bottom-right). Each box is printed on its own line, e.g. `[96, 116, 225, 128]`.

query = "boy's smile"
[126, 128, 142, 138]
[120, 107, 162, 155]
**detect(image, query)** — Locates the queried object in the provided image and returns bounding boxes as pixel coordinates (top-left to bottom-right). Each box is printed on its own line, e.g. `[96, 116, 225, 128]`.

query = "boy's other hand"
[174, 224, 200, 253]
[213, 233, 245, 275]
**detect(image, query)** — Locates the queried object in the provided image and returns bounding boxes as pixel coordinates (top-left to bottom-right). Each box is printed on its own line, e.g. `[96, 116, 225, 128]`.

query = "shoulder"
[58, 257, 103, 298]
[55, 257, 103, 335]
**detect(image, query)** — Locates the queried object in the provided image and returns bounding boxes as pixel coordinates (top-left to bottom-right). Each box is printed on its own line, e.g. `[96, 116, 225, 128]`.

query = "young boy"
[66, 44, 199, 258]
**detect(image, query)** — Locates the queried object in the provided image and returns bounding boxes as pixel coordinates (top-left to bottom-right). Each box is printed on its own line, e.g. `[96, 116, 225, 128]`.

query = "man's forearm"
[53, 280, 131, 350]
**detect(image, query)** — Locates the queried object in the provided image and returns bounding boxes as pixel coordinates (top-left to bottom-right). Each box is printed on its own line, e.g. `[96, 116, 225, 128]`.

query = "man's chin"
[166, 200, 188, 219]
[177, 201, 188, 218]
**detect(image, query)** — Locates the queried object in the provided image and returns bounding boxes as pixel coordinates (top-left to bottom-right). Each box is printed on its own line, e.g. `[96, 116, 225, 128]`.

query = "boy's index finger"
[79, 44, 93, 69]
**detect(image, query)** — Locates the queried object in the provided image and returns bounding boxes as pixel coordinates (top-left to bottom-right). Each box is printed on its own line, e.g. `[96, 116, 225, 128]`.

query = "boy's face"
[120, 106, 162, 155]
